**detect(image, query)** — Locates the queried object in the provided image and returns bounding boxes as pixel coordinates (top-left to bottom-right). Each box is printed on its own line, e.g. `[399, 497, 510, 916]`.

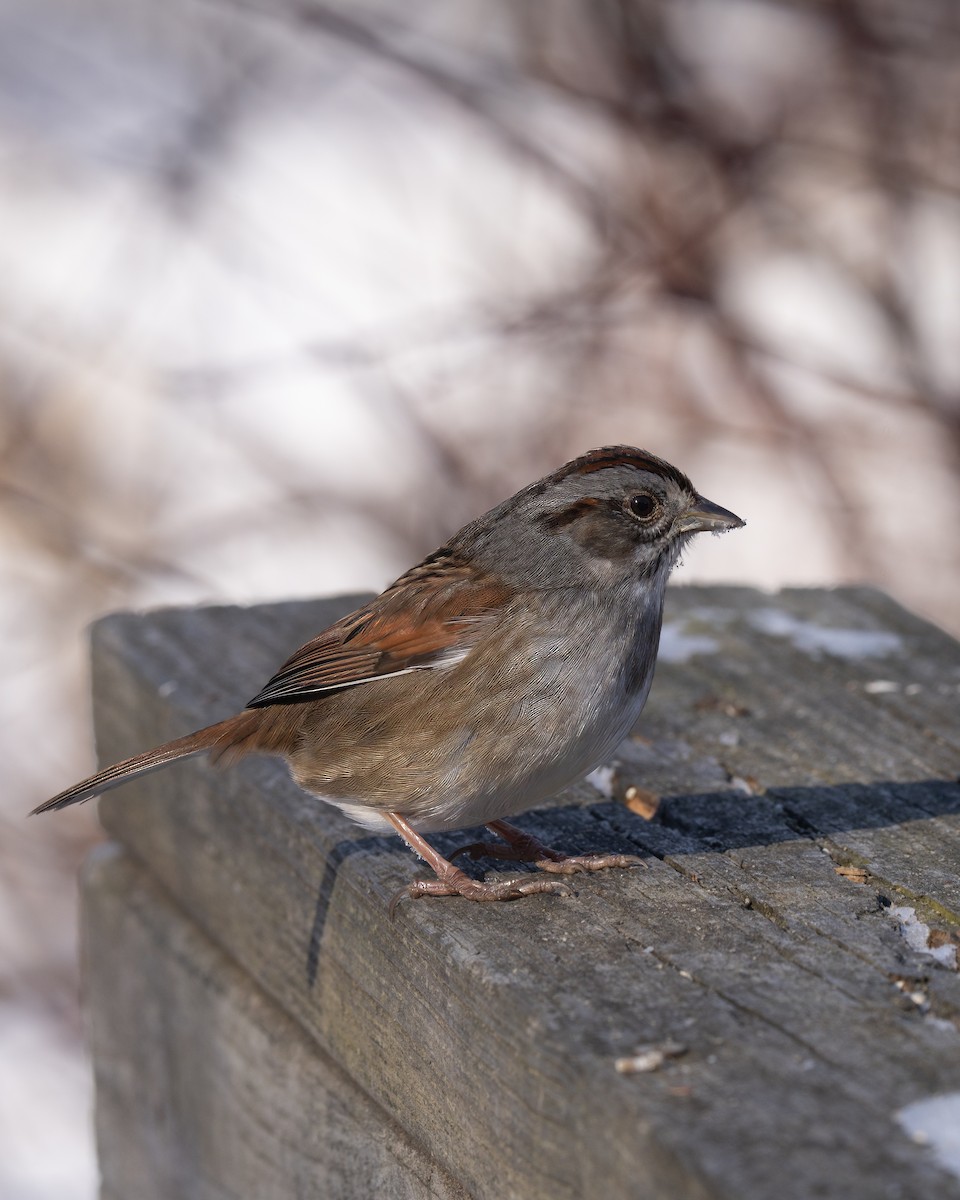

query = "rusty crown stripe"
[551, 446, 694, 493]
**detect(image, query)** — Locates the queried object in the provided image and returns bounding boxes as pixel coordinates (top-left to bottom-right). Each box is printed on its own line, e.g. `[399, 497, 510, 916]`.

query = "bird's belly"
[295, 607, 659, 835]
[412, 663, 652, 832]
[314, 701, 638, 835]
[304, 675, 648, 835]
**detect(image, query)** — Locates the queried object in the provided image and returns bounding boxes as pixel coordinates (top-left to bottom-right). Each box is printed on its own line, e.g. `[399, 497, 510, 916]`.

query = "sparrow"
[34, 446, 744, 904]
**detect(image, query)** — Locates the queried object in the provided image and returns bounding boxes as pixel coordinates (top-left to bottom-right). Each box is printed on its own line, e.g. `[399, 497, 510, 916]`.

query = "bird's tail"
[31, 711, 262, 815]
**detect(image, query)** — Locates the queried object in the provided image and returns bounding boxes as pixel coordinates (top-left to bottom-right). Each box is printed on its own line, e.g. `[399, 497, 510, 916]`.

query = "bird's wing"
[246, 563, 508, 707]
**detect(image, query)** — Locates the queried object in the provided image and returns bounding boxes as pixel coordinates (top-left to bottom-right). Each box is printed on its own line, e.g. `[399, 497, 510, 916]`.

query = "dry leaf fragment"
[623, 785, 660, 820]
[615, 1041, 688, 1074]
[835, 864, 870, 883]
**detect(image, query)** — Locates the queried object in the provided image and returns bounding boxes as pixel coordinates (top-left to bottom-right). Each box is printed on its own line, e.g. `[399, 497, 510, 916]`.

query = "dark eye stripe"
[539, 497, 602, 530]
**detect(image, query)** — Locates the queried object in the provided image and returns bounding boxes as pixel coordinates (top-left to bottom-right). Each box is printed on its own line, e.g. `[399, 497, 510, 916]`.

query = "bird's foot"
[532, 851, 646, 875]
[384, 812, 572, 917]
[451, 819, 646, 876]
[389, 863, 570, 917]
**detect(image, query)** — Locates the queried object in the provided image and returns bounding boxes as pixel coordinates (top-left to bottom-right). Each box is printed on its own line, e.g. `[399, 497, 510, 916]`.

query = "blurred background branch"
[1, 2, 958, 1196]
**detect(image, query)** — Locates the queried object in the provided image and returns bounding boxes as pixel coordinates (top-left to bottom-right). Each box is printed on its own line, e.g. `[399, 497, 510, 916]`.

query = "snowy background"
[2, 2, 959, 1196]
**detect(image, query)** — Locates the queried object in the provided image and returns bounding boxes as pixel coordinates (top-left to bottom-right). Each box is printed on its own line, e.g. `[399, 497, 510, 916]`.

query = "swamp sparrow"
[34, 446, 743, 904]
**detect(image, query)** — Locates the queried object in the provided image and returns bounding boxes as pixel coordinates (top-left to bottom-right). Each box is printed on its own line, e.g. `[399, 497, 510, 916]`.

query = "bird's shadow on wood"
[305, 826, 506, 987]
[306, 834, 390, 987]
[306, 777, 960, 986]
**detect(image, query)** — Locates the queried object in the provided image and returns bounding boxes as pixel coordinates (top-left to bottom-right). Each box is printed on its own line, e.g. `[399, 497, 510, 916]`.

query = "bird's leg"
[386, 812, 571, 912]
[451, 818, 645, 876]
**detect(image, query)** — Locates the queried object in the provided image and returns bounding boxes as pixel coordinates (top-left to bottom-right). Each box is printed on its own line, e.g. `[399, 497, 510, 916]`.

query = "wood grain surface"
[82, 586, 960, 1199]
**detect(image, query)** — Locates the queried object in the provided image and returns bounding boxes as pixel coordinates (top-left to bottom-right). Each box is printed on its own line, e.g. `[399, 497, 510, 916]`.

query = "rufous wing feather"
[33, 559, 511, 813]
[247, 567, 510, 706]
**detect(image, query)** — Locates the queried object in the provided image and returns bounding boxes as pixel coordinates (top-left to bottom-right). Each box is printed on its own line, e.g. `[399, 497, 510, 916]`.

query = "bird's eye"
[628, 493, 658, 520]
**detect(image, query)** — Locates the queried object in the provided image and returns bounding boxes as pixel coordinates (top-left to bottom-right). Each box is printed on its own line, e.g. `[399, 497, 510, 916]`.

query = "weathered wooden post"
[81, 586, 960, 1199]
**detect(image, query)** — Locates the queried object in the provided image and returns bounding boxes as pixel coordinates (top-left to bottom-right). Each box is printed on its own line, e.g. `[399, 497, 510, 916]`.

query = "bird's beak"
[676, 495, 745, 535]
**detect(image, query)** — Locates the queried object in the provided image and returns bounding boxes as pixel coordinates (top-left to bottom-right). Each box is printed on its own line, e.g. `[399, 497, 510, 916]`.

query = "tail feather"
[31, 714, 256, 815]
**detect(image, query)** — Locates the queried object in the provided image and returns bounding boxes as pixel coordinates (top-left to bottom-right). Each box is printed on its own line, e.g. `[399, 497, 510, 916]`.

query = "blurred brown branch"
[1, 11, 960, 1191]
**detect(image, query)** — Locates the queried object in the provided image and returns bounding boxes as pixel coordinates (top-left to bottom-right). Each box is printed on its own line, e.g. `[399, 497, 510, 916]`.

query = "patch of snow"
[0, 1005, 96, 1200]
[898, 1092, 960, 1180]
[658, 624, 720, 663]
[748, 608, 903, 660]
[888, 906, 958, 970]
[586, 766, 615, 799]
